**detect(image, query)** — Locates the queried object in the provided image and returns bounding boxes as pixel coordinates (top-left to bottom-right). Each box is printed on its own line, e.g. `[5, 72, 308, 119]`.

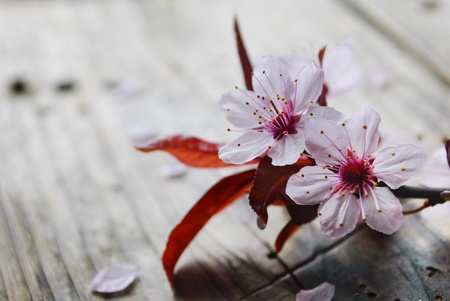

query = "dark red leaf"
[234, 17, 253, 91]
[318, 83, 328, 107]
[136, 135, 258, 168]
[274, 221, 301, 253]
[249, 156, 315, 229]
[162, 169, 256, 288]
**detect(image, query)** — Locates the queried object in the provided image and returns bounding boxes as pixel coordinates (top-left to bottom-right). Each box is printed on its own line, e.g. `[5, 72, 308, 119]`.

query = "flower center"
[266, 112, 300, 141]
[338, 151, 376, 195]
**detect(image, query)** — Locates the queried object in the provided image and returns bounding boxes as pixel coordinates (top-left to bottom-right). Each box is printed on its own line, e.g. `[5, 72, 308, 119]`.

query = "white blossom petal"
[345, 107, 381, 156]
[90, 264, 139, 293]
[219, 131, 273, 164]
[219, 89, 262, 129]
[305, 117, 348, 166]
[286, 166, 338, 205]
[308, 105, 346, 123]
[373, 144, 427, 189]
[280, 55, 309, 79]
[318, 193, 360, 238]
[420, 148, 450, 188]
[364, 187, 402, 234]
[296, 282, 335, 301]
[327, 67, 363, 97]
[268, 130, 305, 166]
[294, 61, 324, 112]
[252, 56, 294, 105]
[323, 40, 355, 82]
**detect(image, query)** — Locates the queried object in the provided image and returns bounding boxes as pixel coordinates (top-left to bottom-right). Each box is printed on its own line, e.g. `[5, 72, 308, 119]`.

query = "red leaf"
[162, 169, 256, 288]
[234, 17, 253, 91]
[274, 221, 301, 253]
[249, 156, 315, 229]
[136, 135, 258, 168]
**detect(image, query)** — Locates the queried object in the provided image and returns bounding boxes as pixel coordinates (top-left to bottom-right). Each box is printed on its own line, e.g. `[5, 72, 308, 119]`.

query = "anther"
[310, 112, 314, 116]
[401, 168, 405, 171]
[362, 125, 367, 130]
[227, 128, 230, 131]
[320, 130, 324, 134]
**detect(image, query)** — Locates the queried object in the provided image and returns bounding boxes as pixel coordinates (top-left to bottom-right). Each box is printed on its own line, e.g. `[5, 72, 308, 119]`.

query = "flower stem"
[391, 185, 450, 206]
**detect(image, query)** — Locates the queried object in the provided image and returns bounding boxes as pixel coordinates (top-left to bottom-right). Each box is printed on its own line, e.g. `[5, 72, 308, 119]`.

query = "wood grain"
[0, 0, 448, 300]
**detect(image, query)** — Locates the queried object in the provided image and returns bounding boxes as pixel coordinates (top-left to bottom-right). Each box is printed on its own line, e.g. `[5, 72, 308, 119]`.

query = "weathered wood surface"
[0, 0, 449, 300]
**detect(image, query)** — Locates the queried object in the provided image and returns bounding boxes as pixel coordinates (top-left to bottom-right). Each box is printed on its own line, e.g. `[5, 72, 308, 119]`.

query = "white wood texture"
[0, 0, 448, 300]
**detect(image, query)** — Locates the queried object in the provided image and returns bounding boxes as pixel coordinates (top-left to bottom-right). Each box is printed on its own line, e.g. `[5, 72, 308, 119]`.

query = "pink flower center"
[336, 151, 376, 195]
[266, 112, 300, 141]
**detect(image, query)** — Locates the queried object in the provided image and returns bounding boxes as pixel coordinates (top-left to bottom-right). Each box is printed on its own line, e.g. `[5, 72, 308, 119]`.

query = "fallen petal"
[90, 264, 139, 294]
[159, 161, 188, 179]
[296, 282, 335, 301]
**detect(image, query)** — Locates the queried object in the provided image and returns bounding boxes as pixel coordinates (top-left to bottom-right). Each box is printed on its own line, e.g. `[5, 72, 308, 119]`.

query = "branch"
[391, 185, 450, 206]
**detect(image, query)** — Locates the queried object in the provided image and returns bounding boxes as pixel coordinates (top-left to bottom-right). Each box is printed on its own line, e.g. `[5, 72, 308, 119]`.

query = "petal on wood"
[234, 17, 253, 91]
[90, 264, 139, 294]
[136, 135, 258, 168]
[274, 220, 301, 253]
[162, 169, 256, 288]
[249, 156, 315, 229]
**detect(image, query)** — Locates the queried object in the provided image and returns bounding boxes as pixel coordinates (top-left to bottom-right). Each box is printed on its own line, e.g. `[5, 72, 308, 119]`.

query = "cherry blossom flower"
[219, 55, 343, 166]
[286, 107, 427, 238]
[296, 282, 335, 301]
[282, 40, 363, 98]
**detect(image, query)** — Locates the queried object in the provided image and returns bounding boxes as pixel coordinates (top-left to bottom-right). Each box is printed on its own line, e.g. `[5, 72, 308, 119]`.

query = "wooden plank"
[0, 0, 448, 300]
[339, 0, 450, 86]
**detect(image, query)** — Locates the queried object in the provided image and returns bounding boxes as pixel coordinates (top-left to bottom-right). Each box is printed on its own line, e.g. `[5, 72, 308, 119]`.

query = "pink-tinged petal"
[420, 148, 450, 188]
[268, 132, 305, 166]
[294, 61, 324, 112]
[364, 187, 402, 235]
[90, 264, 139, 293]
[318, 193, 359, 238]
[373, 144, 427, 189]
[296, 282, 335, 301]
[219, 131, 273, 164]
[345, 107, 381, 156]
[286, 166, 338, 205]
[323, 40, 354, 82]
[252, 55, 294, 104]
[219, 89, 262, 129]
[280, 55, 310, 79]
[327, 67, 363, 97]
[308, 106, 346, 123]
[305, 117, 348, 166]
